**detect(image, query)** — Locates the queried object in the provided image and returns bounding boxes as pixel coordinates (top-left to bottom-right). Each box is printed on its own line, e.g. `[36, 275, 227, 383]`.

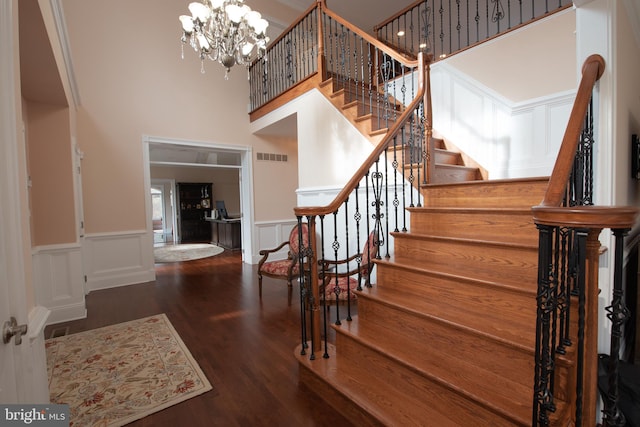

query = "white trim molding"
[50, 0, 81, 107]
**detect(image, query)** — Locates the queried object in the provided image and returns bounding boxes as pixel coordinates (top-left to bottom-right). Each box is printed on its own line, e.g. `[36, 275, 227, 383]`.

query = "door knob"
[3, 317, 28, 345]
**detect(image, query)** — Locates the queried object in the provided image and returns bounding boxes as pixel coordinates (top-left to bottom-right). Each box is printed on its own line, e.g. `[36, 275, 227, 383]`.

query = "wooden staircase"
[318, 76, 482, 184]
[296, 177, 576, 426]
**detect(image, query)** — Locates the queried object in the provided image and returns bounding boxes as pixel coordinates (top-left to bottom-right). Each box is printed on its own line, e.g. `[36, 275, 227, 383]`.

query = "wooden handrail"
[539, 54, 605, 207]
[294, 52, 425, 218]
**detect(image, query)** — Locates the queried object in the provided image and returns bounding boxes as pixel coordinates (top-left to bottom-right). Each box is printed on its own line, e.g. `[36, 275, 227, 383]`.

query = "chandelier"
[179, 0, 270, 78]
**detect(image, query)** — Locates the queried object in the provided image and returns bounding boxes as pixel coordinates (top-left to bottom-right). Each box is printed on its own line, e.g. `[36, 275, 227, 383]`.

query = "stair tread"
[296, 344, 524, 427]
[357, 285, 536, 349]
[297, 343, 462, 427]
[334, 319, 534, 425]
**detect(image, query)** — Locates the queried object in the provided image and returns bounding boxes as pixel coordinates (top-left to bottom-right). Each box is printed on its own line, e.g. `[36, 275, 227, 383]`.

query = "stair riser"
[422, 179, 548, 208]
[393, 236, 538, 289]
[355, 298, 535, 389]
[375, 263, 537, 332]
[434, 166, 480, 183]
[409, 210, 539, 245]
[435, 150, 461, 165]
[335, 329, 527, 426]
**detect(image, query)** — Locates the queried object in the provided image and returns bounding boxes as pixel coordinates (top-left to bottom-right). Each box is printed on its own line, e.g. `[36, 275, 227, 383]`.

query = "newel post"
[303, 216, 321, 355]
[581, 228, 603, 426]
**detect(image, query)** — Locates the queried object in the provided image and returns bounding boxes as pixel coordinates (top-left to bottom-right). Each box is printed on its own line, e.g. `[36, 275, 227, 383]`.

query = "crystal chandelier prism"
[179, 0, 270, 78]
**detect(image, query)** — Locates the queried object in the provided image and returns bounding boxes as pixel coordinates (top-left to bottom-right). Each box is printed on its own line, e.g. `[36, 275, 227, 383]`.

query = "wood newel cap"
[583, 54, 605, 80]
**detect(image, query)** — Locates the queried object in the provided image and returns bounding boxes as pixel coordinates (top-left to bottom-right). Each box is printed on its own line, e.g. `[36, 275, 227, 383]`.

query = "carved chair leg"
[258, 275, 262, 296]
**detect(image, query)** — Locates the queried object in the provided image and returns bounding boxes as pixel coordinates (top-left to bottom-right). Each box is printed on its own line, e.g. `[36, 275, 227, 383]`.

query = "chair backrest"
[288, 223, 309, 256]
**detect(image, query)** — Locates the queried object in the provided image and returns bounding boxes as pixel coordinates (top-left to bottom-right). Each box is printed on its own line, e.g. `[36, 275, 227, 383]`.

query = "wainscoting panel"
[252, 220, 299, 264]
[32, 244, 86, 325]
[83, 230, 155, 292]
[432, 62, 576, 179]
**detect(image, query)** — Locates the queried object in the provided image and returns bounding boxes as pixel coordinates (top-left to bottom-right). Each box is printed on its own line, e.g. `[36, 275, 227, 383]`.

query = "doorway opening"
[142, 136, 254, 264]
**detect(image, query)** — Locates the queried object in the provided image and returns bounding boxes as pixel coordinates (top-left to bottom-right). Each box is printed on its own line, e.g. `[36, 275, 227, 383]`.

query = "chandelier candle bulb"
[179, 0, 269, 77]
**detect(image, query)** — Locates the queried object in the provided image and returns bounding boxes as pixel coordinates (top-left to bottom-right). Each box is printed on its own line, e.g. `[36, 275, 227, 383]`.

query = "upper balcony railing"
[374, 0, 572, 61]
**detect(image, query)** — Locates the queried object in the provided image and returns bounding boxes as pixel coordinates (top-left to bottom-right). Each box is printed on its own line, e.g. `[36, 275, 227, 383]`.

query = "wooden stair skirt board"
[296, 177, 577, 426]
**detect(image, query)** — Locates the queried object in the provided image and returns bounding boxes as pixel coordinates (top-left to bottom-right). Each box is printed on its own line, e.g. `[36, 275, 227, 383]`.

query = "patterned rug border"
[46, 314, 212, 426]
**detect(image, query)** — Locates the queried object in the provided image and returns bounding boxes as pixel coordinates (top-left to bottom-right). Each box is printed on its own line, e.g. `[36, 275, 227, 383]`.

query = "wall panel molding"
[83, 230, 155, 292]
[32, 243, 86, 325]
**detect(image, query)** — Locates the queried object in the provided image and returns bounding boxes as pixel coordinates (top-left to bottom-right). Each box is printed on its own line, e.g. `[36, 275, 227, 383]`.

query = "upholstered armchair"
[319, 231, 379, 302]
[257, 223, 309, 296]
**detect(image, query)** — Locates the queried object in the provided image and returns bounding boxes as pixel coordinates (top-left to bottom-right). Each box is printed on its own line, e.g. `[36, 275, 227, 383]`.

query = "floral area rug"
[154, 243, 224, 263]
[46, 314, 212, 426]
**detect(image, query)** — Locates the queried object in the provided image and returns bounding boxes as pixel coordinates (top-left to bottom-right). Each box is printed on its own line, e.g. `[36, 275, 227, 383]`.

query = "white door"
[0, 0, 38, 403]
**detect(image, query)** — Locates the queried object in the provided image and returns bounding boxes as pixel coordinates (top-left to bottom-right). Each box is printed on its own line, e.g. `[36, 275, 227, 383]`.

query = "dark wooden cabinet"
[209, 219, 241, 250]
[177, 183, 212, 243]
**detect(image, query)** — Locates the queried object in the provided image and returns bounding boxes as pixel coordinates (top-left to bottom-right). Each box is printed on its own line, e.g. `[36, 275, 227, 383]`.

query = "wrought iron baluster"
[439, 0, 445, 57]
[602, 228, 632, 427]
[383, 148, 390, 259]
[354, 184, 363, 291]
[573, 228, 588, 427]
[353, 32, 359, 106]
[409, 8, 415, 55]
[331, 211, 342, 325]
[343, 198, 352, 320]
[475, 0, 480, 44]
[319, 216, 329, 359]
[533, 224, 556, 426]
[466, 0, 470, 47]
[371, 160, 385, 261]
[555, 227, 570, 355]
[392, 137, 400, 233]
[456, 0, 461, 51]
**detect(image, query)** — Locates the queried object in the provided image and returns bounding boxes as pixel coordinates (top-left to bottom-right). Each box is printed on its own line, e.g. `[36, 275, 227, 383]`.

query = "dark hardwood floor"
[44, 250, 352, 426]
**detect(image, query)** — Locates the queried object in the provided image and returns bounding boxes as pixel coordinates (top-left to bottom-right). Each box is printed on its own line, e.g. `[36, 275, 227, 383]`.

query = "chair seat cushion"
[323, 276, 359, 301]
[260, 259, 298, 277]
